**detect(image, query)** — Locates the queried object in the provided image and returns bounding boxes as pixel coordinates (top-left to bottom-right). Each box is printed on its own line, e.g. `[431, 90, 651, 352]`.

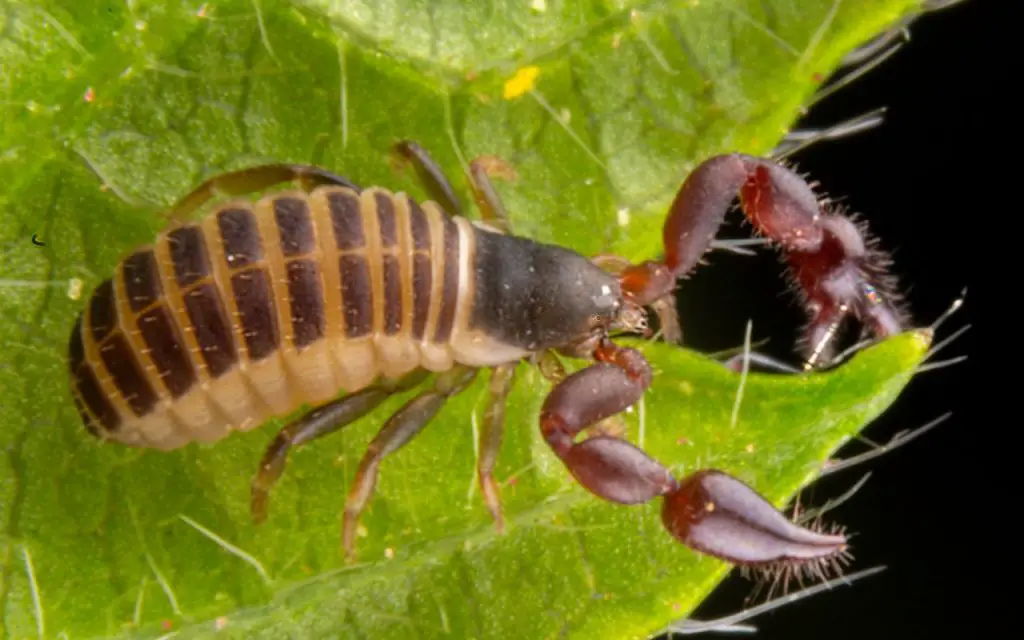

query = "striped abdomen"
[68, 187, 529, 450]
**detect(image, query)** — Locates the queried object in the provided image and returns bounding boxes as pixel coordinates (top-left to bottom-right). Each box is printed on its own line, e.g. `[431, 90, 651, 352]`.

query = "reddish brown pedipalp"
[541, 150, 915, 575]
[662, 470, 848, 566]
[539, 339, 850, 570]
[616, 153, 906, 369]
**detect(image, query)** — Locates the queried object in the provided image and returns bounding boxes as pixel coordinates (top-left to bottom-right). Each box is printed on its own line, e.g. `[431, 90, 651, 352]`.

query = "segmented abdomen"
[68, 186, 480, 450]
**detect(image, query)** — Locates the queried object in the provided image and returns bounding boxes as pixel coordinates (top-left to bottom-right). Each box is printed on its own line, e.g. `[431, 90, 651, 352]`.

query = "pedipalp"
[538, 337, 851, 571]
[615, 153, 907, 370]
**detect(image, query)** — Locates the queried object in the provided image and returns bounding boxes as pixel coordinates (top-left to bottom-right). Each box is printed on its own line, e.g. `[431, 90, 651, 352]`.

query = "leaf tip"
[908, 326, 934, 353]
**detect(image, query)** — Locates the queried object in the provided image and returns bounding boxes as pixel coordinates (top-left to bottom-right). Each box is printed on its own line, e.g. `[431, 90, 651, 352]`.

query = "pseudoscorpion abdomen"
[69, 187, 475, 450]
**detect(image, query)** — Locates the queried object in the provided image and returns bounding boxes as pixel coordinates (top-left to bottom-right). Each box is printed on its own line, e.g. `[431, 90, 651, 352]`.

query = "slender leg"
[540, 337, 849, 568]
[615, 153, 907, 369]
[250, 372, 428, 523]
[478, 364, 516, 532]
[342, 366, 478, 560]
[392, 140, 464, 217]
[536, 350, 566, 384]
[393, 139, 515, 233]
[168, 164, 360, 221]
[468, 155, 516, 233]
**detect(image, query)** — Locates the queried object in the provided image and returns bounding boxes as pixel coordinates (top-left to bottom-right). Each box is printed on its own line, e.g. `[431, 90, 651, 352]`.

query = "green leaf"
[0, 0, 930, 638]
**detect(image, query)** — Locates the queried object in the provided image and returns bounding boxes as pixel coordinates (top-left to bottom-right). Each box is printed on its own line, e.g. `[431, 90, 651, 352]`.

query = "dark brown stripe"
[274, 197, 316, 257]
[376, 193, 397, 248]
[339, 254, 371, 338]
[382, 255, 401, 335]
[168, 226, 211, 287]
[412, 253, 431, 340]
[68, 314, 85, 374]
[72, 396, 100, 437]
[99, 334, 158, 417]
[218, 207, 262, 268]
[286, 260, 326, 348]
[137, 306, 196, 397]
[434, 219, 460, 343]
[122, 250, 162, 312]
[184, 284, 238, 377]
[88, 279, 117, 342]
[409, 200, 431, 251]
[231, 269, 279, 361]
[328, 190, 364, 251]
[76, 364, 121, 432]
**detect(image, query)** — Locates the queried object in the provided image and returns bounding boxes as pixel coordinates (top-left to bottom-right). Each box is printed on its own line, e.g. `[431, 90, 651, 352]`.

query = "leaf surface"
[0, 0, 927, 637]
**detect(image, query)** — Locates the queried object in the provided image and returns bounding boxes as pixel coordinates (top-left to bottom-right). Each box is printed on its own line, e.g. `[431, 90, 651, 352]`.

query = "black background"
[659, 1, 986, 638]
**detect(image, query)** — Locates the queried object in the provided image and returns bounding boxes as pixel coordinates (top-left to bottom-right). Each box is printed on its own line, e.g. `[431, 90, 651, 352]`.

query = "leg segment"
[393, 140, 515, 232]
[392, 140, 464, 217]
[536, 350, 567, 384]
[468, 155, 516, 233]
[540, 338, 849, 568]
[617, 153, 906, 368]
[477, 364, 517, 532]
[169, 164, 360, 221]
[342, 366, 478, 560]
[250, 372, 427, 523]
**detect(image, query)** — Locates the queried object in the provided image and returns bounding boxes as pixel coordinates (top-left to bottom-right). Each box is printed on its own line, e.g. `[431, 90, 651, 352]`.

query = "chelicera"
[67, 140, 905, 572]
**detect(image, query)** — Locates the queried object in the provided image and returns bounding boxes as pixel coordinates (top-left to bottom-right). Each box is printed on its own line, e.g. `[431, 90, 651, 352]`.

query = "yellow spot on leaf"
[503, 66, 540, 100]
